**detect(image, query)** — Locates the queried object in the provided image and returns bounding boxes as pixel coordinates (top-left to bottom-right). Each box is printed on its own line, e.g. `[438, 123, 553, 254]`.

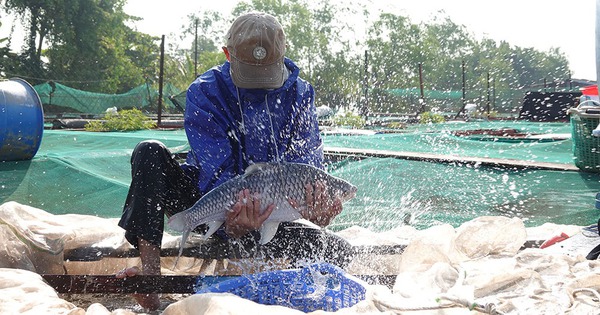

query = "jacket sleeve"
[284, 82, 324, 169]
[183, 82, 237, 195]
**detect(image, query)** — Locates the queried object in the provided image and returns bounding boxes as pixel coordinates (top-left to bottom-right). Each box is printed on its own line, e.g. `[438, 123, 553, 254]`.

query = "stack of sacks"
[0, 268, 79, 314]
[0, 201, 131, 274]
[2, 201, 600, 314]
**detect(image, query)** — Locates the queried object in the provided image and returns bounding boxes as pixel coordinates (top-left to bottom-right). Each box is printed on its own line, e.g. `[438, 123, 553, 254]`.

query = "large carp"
[167, 162, 357, 262]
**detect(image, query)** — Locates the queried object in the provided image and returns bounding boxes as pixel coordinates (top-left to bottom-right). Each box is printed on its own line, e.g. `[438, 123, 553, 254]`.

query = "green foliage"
[1, 0, 574, 116]
[163, 50, 225, 92]
[169, 10, 229, 90]
[333, 112, 366, 128]
[3, 0, 159, 91]
[230, 0, 363, 110]
[472, 110, 498, 119]
[0, 21, 11, 73]
[43, 1, 159, 92]
[419, 112, 445, 124]
[85, 109, 156, 131]
[362, 11, 572, 114]
[386, 121, 405, 129]
[181, 11, 227, 54]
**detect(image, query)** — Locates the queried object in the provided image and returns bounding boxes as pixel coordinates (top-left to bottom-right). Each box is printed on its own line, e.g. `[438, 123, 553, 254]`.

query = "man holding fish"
[116, 12, 356, 310]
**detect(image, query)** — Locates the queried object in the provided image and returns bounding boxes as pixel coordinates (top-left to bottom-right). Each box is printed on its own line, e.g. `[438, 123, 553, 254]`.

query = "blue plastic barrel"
[0, 78, 44, 161]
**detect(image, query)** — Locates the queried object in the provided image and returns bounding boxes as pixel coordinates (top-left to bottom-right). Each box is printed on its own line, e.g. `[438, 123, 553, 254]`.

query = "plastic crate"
[568, 106, 600, 172]
[194, 263, 366, 312]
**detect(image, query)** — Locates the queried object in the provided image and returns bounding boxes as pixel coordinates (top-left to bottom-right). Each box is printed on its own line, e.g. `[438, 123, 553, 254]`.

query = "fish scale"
[167, 162, 357, 266]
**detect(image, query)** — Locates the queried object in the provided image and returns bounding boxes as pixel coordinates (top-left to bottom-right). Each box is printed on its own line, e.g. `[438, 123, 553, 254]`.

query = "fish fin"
[167, 211, 187, 232]
[281, 201, 303, 219]
[292, 218, 321, 230]
[265, 201, 302, 222]
[202, 221, 224, 240]
[243, 162, 277, 177]
[259, 222, 280, 245]
[172, 229, 191, 270]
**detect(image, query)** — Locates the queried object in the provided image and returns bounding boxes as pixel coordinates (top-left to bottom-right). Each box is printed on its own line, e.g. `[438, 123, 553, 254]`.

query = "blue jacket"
[182, 58, 324, 195]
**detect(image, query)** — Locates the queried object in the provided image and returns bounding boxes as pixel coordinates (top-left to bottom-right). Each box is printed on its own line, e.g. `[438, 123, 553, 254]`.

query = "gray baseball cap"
[226, 12, 287, 89]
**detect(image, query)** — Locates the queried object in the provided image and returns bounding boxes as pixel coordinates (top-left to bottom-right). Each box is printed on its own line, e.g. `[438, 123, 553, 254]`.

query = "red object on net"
[540, 232, 570, 249]
[581, 85, 598, 96]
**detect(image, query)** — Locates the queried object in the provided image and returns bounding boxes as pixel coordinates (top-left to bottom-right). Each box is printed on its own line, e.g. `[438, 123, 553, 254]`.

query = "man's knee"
[131, 140, 172, 164]
[133, 140, 168, 155]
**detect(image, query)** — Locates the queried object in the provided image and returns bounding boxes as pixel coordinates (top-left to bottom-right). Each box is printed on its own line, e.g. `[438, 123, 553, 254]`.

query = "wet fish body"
[167, 162, 357, 261]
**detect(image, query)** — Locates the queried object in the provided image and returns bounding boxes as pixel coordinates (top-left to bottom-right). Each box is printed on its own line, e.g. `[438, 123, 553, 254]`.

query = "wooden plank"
[64, 244, 407, 262]
[324, 147, 580, 171]
[43, 274, 201, 294]
[50, 240, 545, 293]
[63, 240, 542, 262]
[42, 274, 398, 294]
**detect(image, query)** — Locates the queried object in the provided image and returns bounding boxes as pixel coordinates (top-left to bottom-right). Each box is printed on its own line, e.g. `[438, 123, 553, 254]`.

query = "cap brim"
[230, 56, 286, 89]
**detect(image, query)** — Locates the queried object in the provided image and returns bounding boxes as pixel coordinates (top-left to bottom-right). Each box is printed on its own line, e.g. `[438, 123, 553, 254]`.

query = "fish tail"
[172, 229, 190, 270]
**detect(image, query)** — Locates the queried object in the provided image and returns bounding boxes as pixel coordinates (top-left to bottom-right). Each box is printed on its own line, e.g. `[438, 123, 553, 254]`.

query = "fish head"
[285, 162, 358, 203]
[329, 177, 358, 203]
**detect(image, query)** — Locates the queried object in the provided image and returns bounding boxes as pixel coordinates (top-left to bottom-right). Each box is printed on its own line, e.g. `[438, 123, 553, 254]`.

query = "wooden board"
[324, 147, 580, 171]
[43, 274, 200, 294]
[46, 239, 546, 293]
[42, 274, 398, 294]
[63, 240, 542, 262]
[64, 244, 407, 262]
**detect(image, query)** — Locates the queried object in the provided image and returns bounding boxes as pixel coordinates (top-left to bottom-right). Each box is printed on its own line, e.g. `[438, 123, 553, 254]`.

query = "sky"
[1, 0, 597, 80]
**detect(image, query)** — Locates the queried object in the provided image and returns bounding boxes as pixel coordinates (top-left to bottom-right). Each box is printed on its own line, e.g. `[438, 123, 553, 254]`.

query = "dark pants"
[118, 140, 353, 267]
[118, 140, 201, 249]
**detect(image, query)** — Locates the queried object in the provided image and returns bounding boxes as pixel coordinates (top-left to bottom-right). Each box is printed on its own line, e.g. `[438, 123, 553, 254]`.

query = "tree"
[420, 15, 476, 93]
[168, 10, 229, 89]
[0, 19, 15, 76]
[2, 0, 160, 92]
[162, 51, 225, 92]
[466, 39, 516, 111]
[362, 10, 571, 114]
[2, 0, 56, 81]
[229, 0, 364, 110]
[44, 0, 160, 92]
[364, 13, 424, 113]
[1, 0, 574, 116]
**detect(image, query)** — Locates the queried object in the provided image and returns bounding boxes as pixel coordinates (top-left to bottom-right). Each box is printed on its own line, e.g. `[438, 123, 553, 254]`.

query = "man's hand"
[225, 189, 274, 238]
[290, 180, 343, 227]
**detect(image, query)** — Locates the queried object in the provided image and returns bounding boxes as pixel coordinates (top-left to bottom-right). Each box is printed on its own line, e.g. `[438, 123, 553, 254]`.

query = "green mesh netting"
[325, 121, 574, 164]
[385, 88, 463, 100]
[34, 82, 183, 114]
[330, 158, 599, 231]
[1, 121, 599, 232]
[170, 90, 187, 112]
[0, 130, 189, 218]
